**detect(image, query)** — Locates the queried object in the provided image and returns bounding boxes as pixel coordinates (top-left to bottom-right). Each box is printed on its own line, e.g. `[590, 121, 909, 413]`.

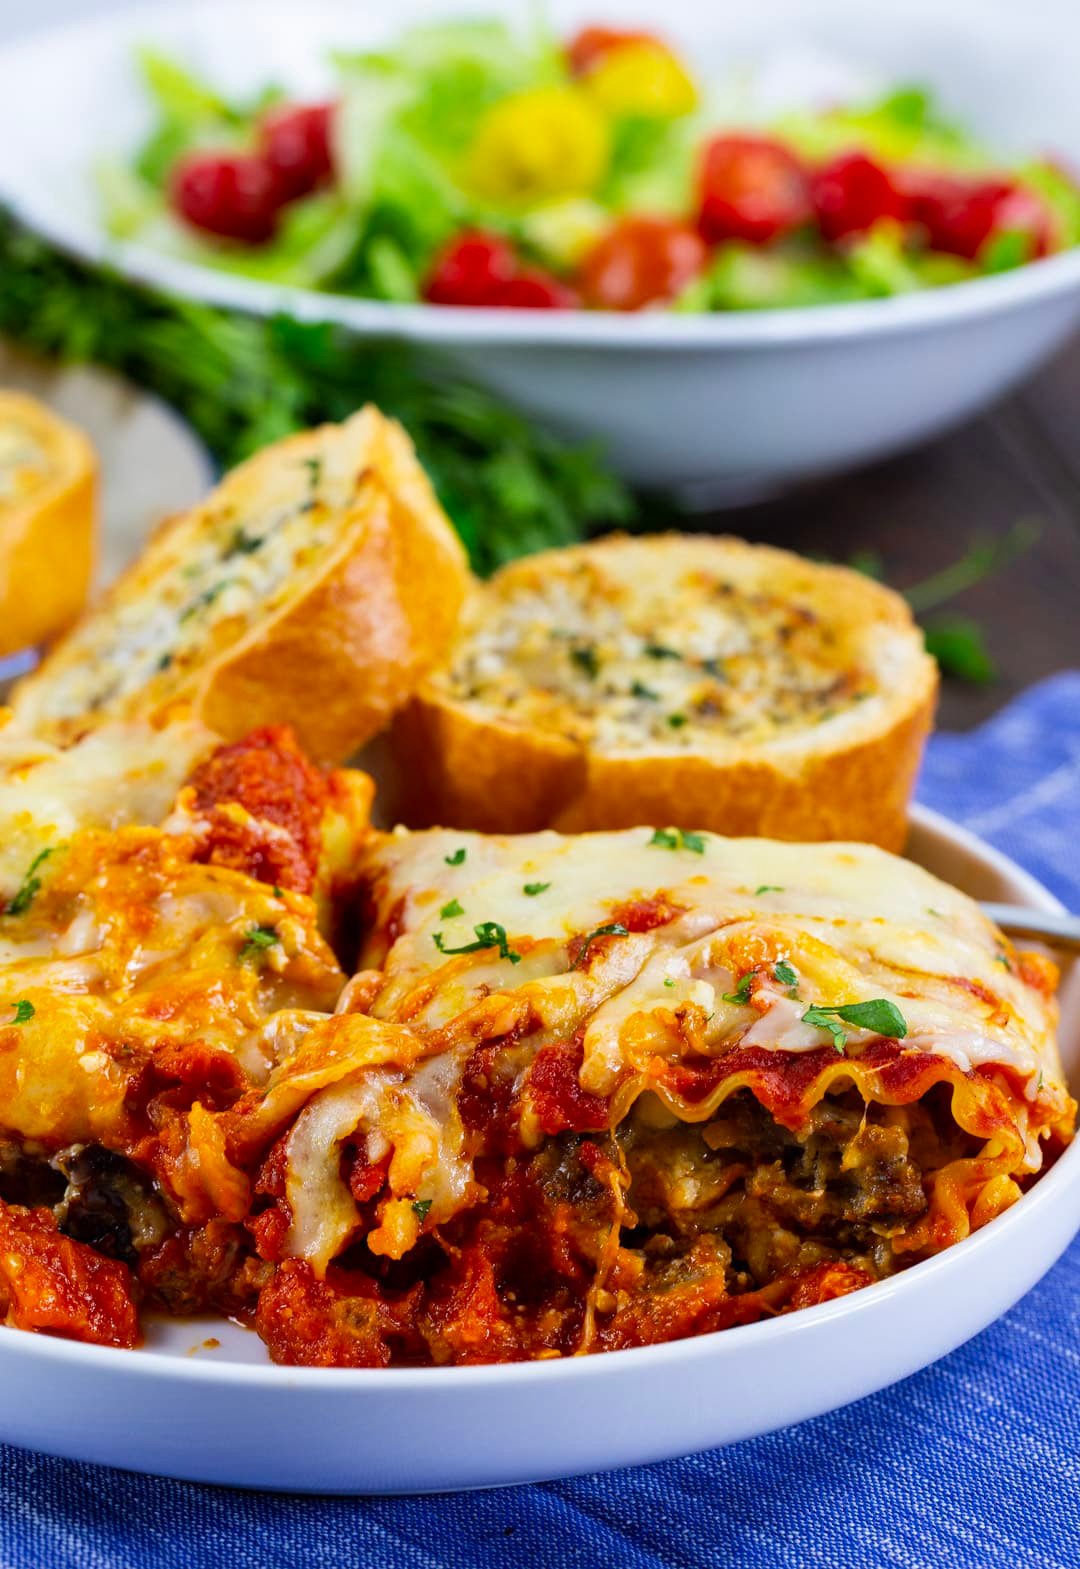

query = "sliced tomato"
[259, 102, 336, 202]
[580, 215, 706, 310]
[424, 230, 519, 306]
[698, 135, 812, 246]
[566, 24, 658, 76]
[811, 152, 904, 242]
[899, 171, 1053, 260]
[170, 152, 281, 244]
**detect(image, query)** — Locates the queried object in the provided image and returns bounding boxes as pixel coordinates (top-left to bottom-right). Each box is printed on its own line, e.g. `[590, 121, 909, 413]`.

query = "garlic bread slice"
[0, 390, 96, 656]
[11, 408, 469, 763]
[391, 533, 937, 849]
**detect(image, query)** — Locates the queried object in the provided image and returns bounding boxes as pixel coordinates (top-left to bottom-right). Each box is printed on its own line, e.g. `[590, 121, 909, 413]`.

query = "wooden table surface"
[712, 333, 1080, 731]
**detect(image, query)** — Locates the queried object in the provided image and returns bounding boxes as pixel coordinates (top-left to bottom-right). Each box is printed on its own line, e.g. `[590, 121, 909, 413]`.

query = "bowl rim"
[0, 800, 1073, 1393]
[17, 220, 1080, 353]
[2, 0, 1080, 353]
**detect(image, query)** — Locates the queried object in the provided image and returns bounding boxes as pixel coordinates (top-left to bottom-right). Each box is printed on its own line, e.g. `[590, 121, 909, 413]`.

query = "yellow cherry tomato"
[583, 40, 698, 119]
[466, 86, 610, 207]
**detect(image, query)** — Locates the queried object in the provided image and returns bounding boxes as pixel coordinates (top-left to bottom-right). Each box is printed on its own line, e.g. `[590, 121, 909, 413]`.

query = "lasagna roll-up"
[234, 826, 1073, 1367]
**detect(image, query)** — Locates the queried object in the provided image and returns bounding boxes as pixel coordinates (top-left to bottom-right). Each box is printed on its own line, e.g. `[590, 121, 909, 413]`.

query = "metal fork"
[982, 904, 1080, 956]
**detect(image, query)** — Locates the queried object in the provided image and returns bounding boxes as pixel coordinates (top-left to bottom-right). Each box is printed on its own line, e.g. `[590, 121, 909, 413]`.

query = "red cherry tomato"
[811, 152, 903, 242]
[566, 25, 657, 76]
[259, 102, 336, 202]
[494, 269, 579, 309]
[170, 152, 281, 244]
[698, 135, 812, 246]
[579, 216, 706, 310]
[424, 231, 519, 305]
[899, 172, 1052, 260]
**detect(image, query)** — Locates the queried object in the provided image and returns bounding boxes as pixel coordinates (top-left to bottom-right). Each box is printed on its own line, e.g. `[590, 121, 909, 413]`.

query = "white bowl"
[0, 0, 1078, 496]
[0, 803, 1074, 1493]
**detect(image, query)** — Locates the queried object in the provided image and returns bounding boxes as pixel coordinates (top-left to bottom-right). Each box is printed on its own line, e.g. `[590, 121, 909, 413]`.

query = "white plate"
[0, 802, 1074, 1493]
[0, 0, 1078, 496]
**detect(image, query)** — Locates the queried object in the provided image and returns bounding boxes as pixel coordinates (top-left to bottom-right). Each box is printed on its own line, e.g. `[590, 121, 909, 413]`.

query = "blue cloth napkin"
[3, 673, 1079, 1569]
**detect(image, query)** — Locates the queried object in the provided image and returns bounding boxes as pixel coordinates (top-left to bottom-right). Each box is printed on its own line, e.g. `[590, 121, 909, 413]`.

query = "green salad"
[101, 15, 1080, 312]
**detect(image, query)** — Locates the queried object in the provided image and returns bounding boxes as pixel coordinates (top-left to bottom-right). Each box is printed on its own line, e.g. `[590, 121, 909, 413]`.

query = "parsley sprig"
[239, 924, 280, 963]
[572, 923, 630, 970]
[649, 828, 707, 854]
[723, 960, 800, 1006]
[722, 973, 754, 1006]
[802, 999, 908, 1054]
[5, 848, 54, 917]
[7, 1000, 34, 1025]
[434, 922, 521, 963]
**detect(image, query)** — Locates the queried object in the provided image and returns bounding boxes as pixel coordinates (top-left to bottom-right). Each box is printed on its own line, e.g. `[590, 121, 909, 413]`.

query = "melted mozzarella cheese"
[360, 826, 1064, 1092]
[0, 828, 344, 1147]
[0, 718, 216, 899]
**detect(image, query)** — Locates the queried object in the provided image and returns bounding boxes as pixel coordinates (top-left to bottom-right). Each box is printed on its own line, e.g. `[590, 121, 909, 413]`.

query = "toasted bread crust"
[390, 534, 938, 849]
[11, 409, 468, 763]
[0, 392, 97, 656]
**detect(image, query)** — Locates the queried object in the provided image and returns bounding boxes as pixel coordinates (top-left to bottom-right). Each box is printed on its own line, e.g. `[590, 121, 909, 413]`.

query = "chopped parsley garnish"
[755, 885, 783, 896]
[6, 848, 54, 916]
[926, 907, 943, 919]
[440, 898, 464, 920]
[272, 886, 283, 899]
[649, 827, 706, 854]
[226, 526, 263, 557]
[644, 643, 682, 660]
[180, 579, 233, 623]
[802, 999, 908, 1054]
[571, 922, 630, 970]
[722, 973, 754, 1006]
[156, 651, 173, 673]
[663, 977, 675, 989]
[630, 680, 659, 701]
[523, 882, 550, 896]
[445, 848, 467, 866]
[570, 644, 599, 679]
[773, 960, 798, 988]
[8, 1000, 33, 1024]
[1036, 1070, 1044, 1093]
[701, 657, 727, 681]
[239, 924, 280, 963]
[302, 456, 323, 488]
[412, 1198, 432, 1222]
[434, 922, 521, 963]
[667, 713, 688, 729]
[994, 953, 1011, 969]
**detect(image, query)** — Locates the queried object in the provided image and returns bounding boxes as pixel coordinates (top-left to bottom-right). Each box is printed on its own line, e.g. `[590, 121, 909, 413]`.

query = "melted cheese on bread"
[434, 535, 930, 754]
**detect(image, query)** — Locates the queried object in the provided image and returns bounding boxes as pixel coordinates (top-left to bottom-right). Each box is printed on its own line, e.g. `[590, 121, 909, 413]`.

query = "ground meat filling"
[621, 1088, 948, 1293]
